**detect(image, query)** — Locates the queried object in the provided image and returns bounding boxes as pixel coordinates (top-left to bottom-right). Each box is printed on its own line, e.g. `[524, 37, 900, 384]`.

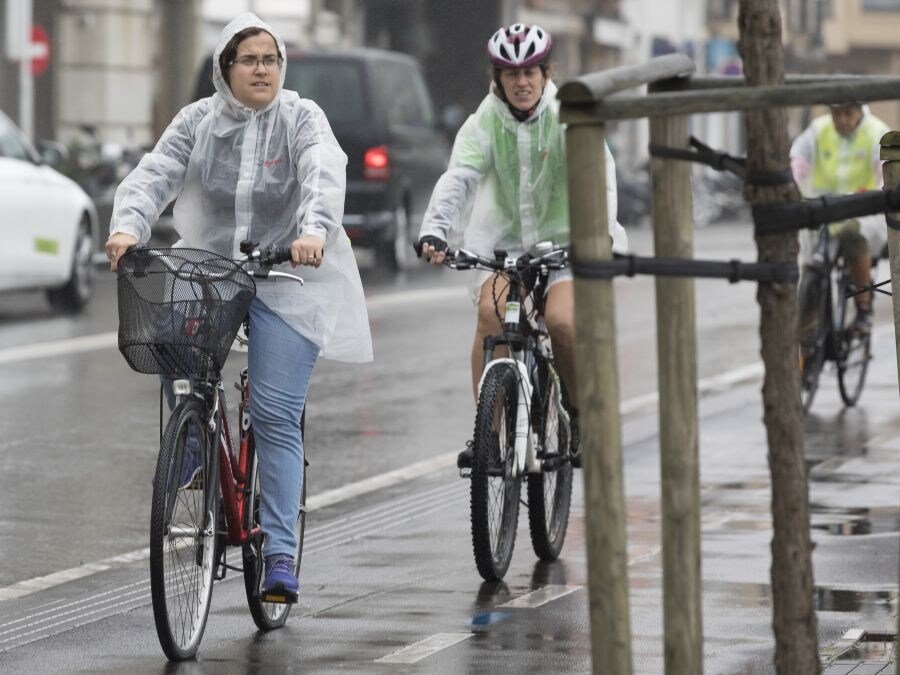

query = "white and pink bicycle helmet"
[487, 24, 552, 69]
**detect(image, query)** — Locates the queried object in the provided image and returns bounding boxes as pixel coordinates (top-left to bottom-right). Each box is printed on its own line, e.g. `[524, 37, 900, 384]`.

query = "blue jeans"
[161, 297, 318, 558]
[247, 298, 319, 558]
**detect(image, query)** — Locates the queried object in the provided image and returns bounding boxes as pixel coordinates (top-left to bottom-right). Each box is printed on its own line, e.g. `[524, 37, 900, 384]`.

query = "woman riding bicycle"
[416, 23, 627, 468]
[105, 13, 372, 601]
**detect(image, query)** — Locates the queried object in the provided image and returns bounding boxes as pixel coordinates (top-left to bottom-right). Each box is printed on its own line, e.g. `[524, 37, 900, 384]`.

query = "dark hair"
[219, 27, 281, 86]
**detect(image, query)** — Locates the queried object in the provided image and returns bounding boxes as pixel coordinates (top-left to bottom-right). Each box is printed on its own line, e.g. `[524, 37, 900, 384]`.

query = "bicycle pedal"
[260, 589, 298, 604]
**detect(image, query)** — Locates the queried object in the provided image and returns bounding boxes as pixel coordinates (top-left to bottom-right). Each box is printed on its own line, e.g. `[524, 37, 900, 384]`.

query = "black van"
[194, 47, 451, 271]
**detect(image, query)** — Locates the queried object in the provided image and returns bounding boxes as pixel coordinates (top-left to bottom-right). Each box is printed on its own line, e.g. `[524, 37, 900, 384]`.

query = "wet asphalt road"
[0, 224, 897, 673]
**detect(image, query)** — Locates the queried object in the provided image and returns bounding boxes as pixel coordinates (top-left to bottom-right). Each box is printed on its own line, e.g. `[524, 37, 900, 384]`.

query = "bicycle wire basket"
[116, 247, 256, 377]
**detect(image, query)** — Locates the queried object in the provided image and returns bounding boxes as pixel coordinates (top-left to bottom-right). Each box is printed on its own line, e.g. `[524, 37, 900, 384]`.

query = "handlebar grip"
[262, 246, 293, 265]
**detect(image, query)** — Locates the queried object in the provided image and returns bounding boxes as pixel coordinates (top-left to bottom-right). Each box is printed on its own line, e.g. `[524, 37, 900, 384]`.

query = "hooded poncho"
[111, 13, 372, 362]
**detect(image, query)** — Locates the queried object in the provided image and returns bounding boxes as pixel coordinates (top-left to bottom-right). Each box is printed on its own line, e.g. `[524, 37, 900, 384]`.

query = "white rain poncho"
[418, 80, 627, 257]
[111, 13, 372, 363]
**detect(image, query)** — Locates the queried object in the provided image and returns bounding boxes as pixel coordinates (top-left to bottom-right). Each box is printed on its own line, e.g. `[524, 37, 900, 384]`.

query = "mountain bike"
[798, 222, 874, 412]
[116, 241, 306, 660]
[445, 244, 575, 581]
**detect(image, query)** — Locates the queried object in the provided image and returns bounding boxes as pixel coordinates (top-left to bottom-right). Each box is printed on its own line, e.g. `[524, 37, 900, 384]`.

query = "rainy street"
[0, 221, 898, 673]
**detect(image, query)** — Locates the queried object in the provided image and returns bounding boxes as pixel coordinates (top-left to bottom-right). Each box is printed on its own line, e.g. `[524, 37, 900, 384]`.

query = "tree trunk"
[737, 2, 820, 673]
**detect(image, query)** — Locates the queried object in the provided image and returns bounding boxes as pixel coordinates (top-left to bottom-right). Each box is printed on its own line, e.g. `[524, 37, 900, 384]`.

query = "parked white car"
[0, 110, 99, 312]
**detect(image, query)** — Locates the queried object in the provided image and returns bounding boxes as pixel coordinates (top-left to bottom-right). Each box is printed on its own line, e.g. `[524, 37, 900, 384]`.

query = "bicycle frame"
[216, 369, 255, 546]
[477, 268, 566, 477]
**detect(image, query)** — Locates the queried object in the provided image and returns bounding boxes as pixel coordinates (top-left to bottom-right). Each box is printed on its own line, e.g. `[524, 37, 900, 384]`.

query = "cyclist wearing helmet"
[416, 24, 627, 468]
[791, 101, 889, 333]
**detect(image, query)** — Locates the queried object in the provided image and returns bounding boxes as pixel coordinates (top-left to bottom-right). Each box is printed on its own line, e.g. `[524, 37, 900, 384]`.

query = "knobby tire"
[470, 363, 521, 581]
[527, 356, 573, 560]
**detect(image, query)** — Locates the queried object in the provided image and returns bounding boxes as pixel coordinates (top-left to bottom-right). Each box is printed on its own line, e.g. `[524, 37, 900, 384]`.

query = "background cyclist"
[105, 13, 372, 601]
[791, 100, 890, 335]
[416, 23, 628, 468]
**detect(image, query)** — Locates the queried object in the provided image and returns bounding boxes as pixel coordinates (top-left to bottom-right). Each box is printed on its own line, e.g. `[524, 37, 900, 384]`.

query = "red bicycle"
[116, 242, 306, 660]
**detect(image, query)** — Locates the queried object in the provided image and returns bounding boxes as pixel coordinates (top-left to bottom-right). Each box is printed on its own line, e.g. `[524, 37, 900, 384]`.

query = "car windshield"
[283, 59, 366, 125]
[0, 112, 38, 162]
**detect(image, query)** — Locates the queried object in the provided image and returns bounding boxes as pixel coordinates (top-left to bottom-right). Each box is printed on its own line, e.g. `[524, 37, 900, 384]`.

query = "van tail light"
[364, 146, 390, 181]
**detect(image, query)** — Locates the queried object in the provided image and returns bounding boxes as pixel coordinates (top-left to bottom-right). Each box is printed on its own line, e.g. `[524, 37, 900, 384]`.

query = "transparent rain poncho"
[419, 80, 627, 258]
[111, 13, 372, 363]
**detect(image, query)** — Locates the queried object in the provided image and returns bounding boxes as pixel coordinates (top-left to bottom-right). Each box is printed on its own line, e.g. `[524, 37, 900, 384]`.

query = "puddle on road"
[809, 505, 900, 536]
[703, 580, 898, 617]
[716, 509, 900, 535]
[815, 587, 898, 613]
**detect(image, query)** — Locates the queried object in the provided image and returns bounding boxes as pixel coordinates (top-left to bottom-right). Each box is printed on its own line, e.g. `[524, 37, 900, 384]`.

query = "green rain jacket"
[419, 80, 627, 256]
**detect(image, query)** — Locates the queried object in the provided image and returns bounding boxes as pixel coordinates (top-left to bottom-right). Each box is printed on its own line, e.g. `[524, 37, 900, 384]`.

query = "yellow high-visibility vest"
[811, 114, 882, 194]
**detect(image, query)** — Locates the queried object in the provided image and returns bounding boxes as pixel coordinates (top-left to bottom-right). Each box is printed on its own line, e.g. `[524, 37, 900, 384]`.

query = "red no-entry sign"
[30, 24, 50, 76]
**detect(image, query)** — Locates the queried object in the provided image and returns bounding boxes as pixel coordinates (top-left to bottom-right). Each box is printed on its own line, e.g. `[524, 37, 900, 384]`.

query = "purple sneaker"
[261, 554, 298, 604]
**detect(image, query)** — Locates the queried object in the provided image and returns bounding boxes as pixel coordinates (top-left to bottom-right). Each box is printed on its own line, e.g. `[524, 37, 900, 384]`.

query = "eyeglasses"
[230, 55, 283, 70]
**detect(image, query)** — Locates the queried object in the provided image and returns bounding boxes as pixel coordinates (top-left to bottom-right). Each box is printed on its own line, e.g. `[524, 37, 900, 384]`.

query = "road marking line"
[306, 451, 457, 511]
[0, 287, 468, 366]
[0, 458, 459, 602]
[375, 632, 473, 664]
[0, 332, 117, 365]
[0, 334, 767, 601]
[499, 584, 581, 608]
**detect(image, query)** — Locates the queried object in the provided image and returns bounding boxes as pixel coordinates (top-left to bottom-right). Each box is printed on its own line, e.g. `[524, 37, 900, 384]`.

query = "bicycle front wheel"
[798, 269, 829, 413]
[243, 451, 306, 630]
[527, 357, 573, 560]
[471, 362, 521, 581]
[837, 274, 872, 406]
[150, 398, 218, 661]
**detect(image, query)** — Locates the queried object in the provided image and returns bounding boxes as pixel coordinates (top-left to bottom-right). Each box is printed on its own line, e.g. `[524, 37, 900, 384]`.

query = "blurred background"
[3, 0, 900, 234]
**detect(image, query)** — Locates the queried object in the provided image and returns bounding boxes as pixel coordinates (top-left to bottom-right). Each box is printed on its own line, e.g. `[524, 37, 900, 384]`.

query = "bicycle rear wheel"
[527, 357, 572, 560]
[471, 362, 521, 581]
[243, 451, 306, 630]
[150, 398, 218, 661]
[836, 274, 872, 406]
[798, 269, 830, 413]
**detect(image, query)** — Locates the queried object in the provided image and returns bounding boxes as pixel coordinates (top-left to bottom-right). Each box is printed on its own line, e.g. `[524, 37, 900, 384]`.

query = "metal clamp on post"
[569, 253, 797, 283]
[648, 136, 747, 177]
[745, 168, 795, 187]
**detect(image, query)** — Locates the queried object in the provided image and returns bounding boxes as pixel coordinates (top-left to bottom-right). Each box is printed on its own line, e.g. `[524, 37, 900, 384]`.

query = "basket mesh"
[116, 248, 255, 376]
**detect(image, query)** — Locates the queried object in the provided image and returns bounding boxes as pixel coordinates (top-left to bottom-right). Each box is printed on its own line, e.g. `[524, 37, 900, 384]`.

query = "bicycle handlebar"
[443, 246, 568, 273]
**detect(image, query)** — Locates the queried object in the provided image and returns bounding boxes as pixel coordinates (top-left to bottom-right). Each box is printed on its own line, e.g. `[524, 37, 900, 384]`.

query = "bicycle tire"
[798, 269, 830, 413]
[243, 452, 306, 629]
[150, 398, 218, 661]
[836, 273, 872, 406]
[527, 356, 573, 560]
[471, 362, 521, 581]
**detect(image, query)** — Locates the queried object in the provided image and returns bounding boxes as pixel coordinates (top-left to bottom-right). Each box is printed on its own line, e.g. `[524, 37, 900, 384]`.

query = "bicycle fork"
[476, 357, 537, 478]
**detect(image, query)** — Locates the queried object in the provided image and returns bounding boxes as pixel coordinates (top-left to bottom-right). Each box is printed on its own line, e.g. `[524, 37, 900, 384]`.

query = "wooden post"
[879, 136, 900, 392]
[738, 2, 820, 673]
[878, 134, 900, 675]
[648, 110, 703, 674]
[567, 121, 633, 674]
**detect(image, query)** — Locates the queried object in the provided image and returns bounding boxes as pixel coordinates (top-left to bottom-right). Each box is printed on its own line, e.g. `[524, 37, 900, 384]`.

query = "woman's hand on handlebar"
[416, 235, 448, 265]
[106, 232, 138, 272]
[291, 234, 325, 268]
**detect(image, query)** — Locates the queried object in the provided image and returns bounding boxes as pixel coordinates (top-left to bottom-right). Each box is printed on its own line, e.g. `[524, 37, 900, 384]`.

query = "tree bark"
[737, 2, 820, 674]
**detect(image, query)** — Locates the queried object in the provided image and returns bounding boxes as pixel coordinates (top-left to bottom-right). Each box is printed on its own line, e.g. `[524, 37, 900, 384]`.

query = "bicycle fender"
[477, 358, 533, 477]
